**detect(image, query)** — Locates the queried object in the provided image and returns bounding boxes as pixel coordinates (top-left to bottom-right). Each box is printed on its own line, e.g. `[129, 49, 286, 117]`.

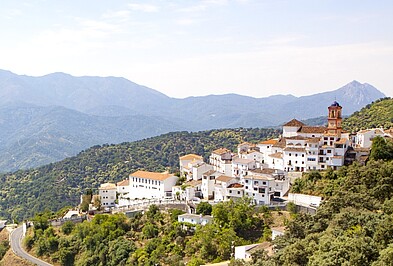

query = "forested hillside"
[243, 138, 393, 266]
[343, 97, 393, 132]
[0, 128, 279, 221]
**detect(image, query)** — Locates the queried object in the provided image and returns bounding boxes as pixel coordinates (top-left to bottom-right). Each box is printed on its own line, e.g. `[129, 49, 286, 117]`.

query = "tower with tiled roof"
[327, 101, 343, 137]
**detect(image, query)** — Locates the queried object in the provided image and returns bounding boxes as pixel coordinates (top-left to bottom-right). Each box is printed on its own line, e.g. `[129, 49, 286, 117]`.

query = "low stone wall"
[50, 216, 86, 227]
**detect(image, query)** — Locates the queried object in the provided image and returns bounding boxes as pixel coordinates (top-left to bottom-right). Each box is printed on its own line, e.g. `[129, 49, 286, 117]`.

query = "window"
[254, 187, 258, 191]
[289, 153, 291, 156]
[259, 188, 266, 193]
[302, 154, 304, 157]
[229, 190, 232, 193]
[237, 191, 241, 195]
[262, 181, 266, 185]
[254, 181, 259, 185]
[327, 150, 332, 154]
[245, 180, 249, 183]
[245, 186, 248, 189]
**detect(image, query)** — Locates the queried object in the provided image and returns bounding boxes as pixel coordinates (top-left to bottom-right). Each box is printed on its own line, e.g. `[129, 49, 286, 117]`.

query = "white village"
[98, 101, 391, 209]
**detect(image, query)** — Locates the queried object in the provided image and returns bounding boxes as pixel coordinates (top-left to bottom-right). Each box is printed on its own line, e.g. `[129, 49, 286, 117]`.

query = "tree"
[61, 221, 75, 235]
[196, 202, 213, 215]
[370, 136, 393, 161]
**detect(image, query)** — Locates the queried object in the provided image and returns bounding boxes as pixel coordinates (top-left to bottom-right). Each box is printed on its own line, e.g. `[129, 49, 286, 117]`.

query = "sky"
[0, 0, 392, 98]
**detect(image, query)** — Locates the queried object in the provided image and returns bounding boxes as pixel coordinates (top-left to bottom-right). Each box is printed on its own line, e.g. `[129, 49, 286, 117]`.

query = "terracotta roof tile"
[259, 139, 279, 145]
[273, 138, 286, 148]
[212, 148, 231, 155]
[99, 183, 116, 189]
[298, 126, 326, 134]
[283, 147, 306, 152]
[233, 157, 254, 164]
[117, 179, 129, 186]
[283, 119, 305, 127]
[269, 152, 283, 159]
[216, 175, 235, 182]
[203, 170, 217, 176]
[306, 138, 320, 143]
[227, 183, 244, 188]
[250, 168, 275, 175]
[335, 138, 348, 144]
[130, 170, 175, 181]
[185, 180, 202, 187]
[286, 136, 307, 140]
[179, 154, 203, 161]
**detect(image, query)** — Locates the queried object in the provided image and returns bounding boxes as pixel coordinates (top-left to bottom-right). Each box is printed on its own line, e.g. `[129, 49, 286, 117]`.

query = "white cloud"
[102, 10, 131, 20]
[128, 3, 159, 13]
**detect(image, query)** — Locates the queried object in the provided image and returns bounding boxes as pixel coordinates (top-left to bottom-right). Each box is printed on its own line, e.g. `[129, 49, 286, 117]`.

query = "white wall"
[288, 193, 322, 207]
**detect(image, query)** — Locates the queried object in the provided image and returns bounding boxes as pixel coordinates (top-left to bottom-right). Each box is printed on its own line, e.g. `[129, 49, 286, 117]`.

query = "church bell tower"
[327, 101, 342, 137]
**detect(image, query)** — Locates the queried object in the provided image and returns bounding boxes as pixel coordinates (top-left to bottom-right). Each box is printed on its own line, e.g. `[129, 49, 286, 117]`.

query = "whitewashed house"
[201, 170, 221, 200]
[213, 175, 238, 201]
[243, 175, 275, 205]
[355, 129, 385, 148]
[190, 162, 214, 181]
[178, 214, 213, 226]
[98, 183, 117, 208]
[172, 180, 202, 201]
[235, 242, 273, 260]
[209, 148, 233, 176]
[129, 170, 178, 199]
[249, 168, 289, 198]
[232, 156, 256, 178]
[179, 154, 204, 180]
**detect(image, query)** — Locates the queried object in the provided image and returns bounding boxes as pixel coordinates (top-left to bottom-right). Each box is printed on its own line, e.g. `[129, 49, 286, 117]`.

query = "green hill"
[0, 128, 279, 221]
[343, 97, 393, 132]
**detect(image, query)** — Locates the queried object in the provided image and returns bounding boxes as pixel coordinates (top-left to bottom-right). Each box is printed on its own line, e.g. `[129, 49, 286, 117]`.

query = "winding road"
[10, 226, 53, 266]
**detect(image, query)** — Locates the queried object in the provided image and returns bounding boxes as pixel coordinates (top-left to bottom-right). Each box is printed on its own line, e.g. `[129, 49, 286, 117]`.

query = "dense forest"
[342, 97, 393, 132]
[0, 128, 280, 221]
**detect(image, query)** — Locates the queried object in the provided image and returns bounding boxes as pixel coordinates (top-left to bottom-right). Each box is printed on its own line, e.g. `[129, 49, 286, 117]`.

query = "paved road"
[10, 226, 53, 266]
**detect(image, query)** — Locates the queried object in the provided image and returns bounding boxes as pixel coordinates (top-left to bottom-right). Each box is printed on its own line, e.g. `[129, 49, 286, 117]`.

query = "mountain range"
[0, 69, 386, 172]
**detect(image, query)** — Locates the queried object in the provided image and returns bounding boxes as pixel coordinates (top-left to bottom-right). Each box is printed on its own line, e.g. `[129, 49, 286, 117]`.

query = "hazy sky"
[1, 0, 392, 98]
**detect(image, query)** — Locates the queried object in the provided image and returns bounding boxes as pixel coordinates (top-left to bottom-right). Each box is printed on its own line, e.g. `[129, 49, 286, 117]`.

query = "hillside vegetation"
[343, 97, 393, 132]
[24, 140, 393, 266]
[0, 128, 279, 221]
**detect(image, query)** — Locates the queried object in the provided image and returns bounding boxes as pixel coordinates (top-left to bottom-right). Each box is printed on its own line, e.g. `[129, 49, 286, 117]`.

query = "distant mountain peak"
[348, 80, 362, 86]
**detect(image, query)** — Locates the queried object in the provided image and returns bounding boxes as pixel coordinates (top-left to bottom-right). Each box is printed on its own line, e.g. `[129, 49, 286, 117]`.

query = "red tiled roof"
[212, 148, 231, 155]
[298, 126, 327, 134]
[283, 147, 306, 152]
[260, 139, 279, 145]
[227, 183, 243, 188]
[273, 138, 286, 148]
[283, 119, 305, 127]
[179, 154, 203, 161]
[216, 175, 234, 182]
[117, 179, 129, 186]
[269, 152, 283, 158]
[130, 170, 175, 181]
